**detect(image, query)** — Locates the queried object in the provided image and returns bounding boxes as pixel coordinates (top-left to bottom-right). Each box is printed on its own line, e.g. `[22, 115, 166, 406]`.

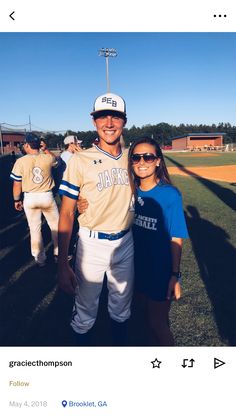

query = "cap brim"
[91, 109, 126, 118]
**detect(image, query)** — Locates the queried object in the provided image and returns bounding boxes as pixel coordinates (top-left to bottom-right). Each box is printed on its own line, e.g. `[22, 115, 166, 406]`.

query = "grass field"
[0, 154, 235, 346]
[169, 175, 236, 346]
[164, 151, 236, 167]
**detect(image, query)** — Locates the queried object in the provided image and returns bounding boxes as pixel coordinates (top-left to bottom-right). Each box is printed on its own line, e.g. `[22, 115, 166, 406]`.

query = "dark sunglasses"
[131, 153, 158, 164]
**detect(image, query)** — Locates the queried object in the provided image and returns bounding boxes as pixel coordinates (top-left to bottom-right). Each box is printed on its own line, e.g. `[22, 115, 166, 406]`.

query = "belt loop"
[89, 230, 92, 238]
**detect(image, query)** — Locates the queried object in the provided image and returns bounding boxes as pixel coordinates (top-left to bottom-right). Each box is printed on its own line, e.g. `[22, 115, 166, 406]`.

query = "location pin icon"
[62, 400, 67, 408]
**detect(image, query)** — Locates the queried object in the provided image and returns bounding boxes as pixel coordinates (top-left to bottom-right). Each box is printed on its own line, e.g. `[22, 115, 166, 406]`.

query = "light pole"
[98, 48, 117, 93]
[0, 124, 4, 155]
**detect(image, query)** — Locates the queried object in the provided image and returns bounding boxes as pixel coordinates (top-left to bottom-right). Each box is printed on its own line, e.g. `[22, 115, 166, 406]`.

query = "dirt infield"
[168, 165, 236, 183]
[177, 153, 220, 157]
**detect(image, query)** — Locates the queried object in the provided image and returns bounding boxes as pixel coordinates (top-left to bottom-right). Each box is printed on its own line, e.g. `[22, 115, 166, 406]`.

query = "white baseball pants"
[71, 227, 134, 334]
[23, 191, 59, 264]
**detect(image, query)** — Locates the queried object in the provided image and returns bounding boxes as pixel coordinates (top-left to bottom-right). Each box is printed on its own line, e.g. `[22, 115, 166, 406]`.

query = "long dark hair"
[128, 137, 172, 195]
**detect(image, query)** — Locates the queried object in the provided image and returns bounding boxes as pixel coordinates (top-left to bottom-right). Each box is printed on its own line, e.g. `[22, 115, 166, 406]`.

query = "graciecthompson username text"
[9, 360, 73, 368]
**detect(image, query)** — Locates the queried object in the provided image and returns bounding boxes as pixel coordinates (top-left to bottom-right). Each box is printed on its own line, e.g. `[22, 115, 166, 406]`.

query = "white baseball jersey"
[60, 150, 73, 165]
[10, 154, 57, 192]
[59, 145, 134, 232]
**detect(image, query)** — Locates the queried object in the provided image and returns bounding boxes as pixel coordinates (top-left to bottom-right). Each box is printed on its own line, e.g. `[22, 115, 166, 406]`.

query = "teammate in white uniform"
[58, 93, 134, 345]
[60, 135, 82, 258]
[60, 135, 82, 165]
[10, 133, 59, 267]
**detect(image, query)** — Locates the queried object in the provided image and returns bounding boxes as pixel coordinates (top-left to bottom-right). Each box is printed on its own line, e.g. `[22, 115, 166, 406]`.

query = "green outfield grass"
[169, 175, 236, 346]
[164, 151, 236, 167]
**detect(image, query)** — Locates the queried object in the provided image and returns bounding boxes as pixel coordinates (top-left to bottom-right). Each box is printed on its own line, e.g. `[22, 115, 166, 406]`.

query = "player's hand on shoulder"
[58, 264, 77, 295]
[74, 144, 82, 153]
[77, 195, 89, 214]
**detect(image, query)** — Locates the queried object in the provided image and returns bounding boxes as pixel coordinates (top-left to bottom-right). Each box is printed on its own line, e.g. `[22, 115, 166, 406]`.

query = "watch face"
[177, 273, 182, 282]
[172, 272, 182, 280]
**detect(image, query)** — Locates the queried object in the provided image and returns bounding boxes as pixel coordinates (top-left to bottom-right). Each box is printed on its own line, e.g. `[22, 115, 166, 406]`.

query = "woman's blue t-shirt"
[132, 182, 189, 300]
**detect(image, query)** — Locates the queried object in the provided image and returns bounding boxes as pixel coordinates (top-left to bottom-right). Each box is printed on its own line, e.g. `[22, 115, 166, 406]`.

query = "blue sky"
[0, 32, 235, 132]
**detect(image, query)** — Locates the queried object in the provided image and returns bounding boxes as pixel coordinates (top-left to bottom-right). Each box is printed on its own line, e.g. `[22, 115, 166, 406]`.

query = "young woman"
[128, 137, 188, 346]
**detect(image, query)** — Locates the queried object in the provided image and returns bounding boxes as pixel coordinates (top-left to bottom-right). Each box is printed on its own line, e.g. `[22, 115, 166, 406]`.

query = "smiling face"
[93, 114, 125, 148]
[131, 143, 160, 182]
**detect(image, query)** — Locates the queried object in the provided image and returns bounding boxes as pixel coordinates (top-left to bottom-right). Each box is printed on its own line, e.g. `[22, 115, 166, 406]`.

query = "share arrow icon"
[214, 358, 225, 369]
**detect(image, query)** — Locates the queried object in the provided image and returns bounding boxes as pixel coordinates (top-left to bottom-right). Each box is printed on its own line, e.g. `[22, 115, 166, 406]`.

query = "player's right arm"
[58, 196, 77, 295]
[10, 159, 24, 210]
[13, 180, 23, 211]
[57, 153, 81, 294]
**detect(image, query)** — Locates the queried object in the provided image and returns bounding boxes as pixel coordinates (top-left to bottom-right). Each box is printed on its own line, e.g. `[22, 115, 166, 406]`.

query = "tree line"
[41, 122, 236, 149]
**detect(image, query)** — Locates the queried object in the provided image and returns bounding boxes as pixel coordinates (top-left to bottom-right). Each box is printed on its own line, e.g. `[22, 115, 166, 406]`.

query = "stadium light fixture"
[0, 124, 3, 154]
[98, 48, 117, 93]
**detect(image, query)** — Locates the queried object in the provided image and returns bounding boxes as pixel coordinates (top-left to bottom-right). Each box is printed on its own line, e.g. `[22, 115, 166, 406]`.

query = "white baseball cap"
[64, 135, 80, 145]
[91, 93, 126, 118]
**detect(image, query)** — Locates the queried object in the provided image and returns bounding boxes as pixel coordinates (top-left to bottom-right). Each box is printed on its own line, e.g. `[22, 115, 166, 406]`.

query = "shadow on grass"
[0, 155, 18, 228]
[23, 288, 74, 346]
[0, 213, 119, 346]
[185, 206, 236, 345]
[26, 276, 112, 347]
[0, 214, 56, 285]
[165, 155, 236, 211]
[0, 254, 80, 346]
[0, 212, 76, 346]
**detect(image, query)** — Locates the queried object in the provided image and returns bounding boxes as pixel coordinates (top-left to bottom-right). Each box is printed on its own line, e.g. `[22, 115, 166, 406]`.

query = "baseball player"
[60, 135, 82, 165]
[10, 133, 59, 267]
[58, 92, 134, 345]
[60, 135, 82, 259]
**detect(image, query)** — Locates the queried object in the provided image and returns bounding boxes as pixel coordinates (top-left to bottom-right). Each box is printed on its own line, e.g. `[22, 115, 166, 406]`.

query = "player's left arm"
[167, 237, 183, 300]
[13, 180, 23, 211]
[40, 140, 58, 159]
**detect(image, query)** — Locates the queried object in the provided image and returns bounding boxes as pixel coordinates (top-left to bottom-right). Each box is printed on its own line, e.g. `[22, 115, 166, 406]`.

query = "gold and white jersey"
[59, 145, 134, 231]
[10, 154, 57, 192]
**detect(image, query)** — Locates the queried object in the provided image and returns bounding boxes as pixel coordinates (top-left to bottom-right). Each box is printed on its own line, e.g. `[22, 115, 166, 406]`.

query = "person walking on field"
[58, 92, 134, 345]
[10, 133, 59, 267]
[128, 137, 189, 345]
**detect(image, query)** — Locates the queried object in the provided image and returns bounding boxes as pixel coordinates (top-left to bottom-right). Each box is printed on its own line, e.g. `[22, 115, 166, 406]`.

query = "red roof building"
[171, 133, 225, 151]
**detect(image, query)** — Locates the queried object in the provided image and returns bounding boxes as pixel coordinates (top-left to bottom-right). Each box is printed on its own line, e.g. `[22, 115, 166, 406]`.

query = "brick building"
[0, 131, 26, 154]
[171, 133, 225, 151]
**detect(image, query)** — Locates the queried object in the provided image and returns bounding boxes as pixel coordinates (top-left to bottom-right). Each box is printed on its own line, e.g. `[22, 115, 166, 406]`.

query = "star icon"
[151, 358, 162, 368]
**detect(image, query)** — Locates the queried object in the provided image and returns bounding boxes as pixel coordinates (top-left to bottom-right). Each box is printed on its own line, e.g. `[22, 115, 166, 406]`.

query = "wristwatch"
[171, 271, 182, 281]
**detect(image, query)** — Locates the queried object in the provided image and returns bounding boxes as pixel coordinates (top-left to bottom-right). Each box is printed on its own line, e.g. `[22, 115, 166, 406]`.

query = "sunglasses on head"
[131, 153, 159, 164]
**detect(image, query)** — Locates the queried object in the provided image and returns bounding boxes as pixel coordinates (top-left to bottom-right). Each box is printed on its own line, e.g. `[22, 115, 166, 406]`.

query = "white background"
[0, 0, 235, 31]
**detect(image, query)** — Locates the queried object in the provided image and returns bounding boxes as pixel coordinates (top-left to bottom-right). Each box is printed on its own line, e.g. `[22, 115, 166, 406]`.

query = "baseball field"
[0, 151, 235, 346]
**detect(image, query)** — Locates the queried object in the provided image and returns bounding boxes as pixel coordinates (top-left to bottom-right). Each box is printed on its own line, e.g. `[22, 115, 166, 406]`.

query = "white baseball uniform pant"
[71, 227, 134, 334]
[23, 191, 59, 264]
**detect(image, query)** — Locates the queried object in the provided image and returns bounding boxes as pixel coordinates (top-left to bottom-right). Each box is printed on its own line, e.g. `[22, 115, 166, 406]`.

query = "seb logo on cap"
[101, 97, 117, 108]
